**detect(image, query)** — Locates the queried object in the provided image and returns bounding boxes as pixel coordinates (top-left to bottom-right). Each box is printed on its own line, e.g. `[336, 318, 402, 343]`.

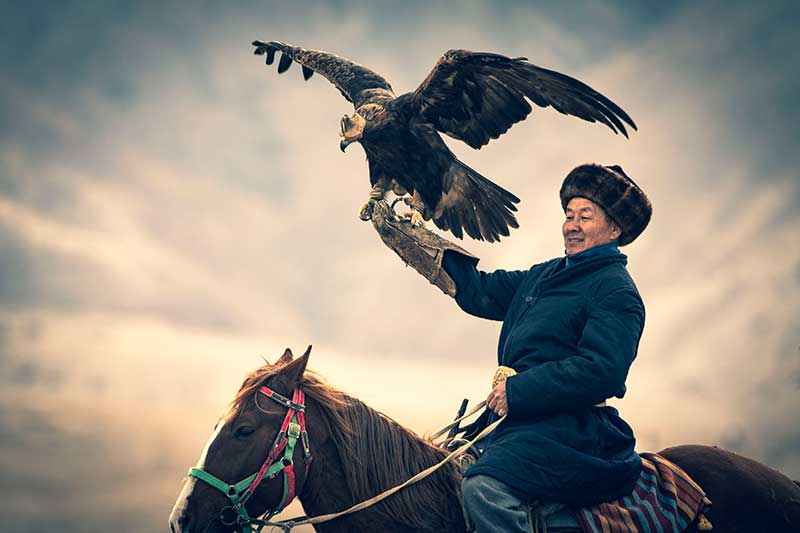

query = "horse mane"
[325, 395, 463, 529]
[229, 362, 462, 530]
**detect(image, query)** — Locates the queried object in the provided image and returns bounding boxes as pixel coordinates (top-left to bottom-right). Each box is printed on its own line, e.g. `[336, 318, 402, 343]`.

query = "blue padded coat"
[443, 243, 644, 506]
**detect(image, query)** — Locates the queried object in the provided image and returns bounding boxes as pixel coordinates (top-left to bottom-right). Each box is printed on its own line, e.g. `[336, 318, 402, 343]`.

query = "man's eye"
[581, 217, 591, 221]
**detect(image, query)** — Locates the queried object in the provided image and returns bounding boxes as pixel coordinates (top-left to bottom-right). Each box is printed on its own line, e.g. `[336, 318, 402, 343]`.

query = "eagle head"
[339, 112, 366, 152]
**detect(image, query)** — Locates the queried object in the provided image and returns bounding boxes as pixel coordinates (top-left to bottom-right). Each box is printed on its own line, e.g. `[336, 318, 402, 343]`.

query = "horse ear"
[278, 345, 311, 386]
[277, 348, 293, 366]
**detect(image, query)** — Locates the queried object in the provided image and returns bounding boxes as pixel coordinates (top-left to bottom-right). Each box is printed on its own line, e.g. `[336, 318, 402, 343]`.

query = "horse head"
[170, 346, 319, 533]
[172, 345, 467, 532]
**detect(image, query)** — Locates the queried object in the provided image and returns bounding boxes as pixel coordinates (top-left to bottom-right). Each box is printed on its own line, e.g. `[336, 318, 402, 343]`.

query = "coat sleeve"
[505, 285, 645, 417]
[442, 250, 526, 321]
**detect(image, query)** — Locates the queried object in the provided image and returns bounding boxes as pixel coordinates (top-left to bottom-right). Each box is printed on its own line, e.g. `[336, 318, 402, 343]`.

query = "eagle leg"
[358, 184, 387, 221]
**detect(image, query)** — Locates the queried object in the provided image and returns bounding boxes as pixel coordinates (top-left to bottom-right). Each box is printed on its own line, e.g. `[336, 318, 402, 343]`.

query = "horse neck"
[298, 439, 362, 532]
[298, 393, 466, 532]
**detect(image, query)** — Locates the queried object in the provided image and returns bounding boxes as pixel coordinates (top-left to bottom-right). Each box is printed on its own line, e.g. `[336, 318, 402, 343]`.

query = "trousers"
[461, 474, 530, 533]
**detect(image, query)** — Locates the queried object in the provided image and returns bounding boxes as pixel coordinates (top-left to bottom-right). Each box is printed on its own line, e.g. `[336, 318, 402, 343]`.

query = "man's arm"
[504, 285, 645, 417]
[442, 251, 526, 321]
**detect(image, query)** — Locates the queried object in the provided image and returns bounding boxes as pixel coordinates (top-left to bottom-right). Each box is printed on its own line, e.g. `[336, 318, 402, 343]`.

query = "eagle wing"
[409, 50, 637, 149]
[252, 41, 395, 108]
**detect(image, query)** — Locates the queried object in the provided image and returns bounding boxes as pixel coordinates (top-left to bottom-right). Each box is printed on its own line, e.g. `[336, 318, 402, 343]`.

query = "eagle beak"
[340, 138, 351, 153]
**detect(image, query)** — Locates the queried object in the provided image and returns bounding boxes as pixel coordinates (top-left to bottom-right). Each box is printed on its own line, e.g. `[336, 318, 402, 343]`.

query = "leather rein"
[188, 386, 312, 532]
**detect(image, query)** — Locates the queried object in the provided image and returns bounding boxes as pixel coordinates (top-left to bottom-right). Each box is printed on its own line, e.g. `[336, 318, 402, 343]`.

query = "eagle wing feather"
[409, 50, 637, 149]
[252, 40, 395, 108]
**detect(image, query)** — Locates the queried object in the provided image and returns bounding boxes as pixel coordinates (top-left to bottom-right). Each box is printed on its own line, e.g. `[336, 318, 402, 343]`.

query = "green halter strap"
[188, 387, 310, 533]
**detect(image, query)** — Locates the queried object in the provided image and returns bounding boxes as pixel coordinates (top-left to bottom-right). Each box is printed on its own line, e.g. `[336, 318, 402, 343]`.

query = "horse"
[170, 346, 800, 533]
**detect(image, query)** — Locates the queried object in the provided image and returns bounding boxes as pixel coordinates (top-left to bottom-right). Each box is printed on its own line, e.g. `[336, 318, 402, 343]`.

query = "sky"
[1, 1, 799, 531]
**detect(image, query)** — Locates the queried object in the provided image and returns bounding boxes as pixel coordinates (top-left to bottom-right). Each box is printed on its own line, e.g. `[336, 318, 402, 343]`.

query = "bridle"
[188, 386, 312, 532]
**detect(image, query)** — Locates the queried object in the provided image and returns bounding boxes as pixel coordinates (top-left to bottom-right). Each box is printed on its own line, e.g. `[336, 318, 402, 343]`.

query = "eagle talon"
[402, 210, 426, 227]
[359, 200, 375, 221]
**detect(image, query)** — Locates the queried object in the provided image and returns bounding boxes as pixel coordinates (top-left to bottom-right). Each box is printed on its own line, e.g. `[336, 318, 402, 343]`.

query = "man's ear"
[276, 345, 311, 387]
[609, 219, 622, 241]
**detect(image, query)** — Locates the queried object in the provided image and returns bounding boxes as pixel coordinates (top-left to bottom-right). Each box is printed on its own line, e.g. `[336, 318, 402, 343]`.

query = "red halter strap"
[236, 386, 312, 517]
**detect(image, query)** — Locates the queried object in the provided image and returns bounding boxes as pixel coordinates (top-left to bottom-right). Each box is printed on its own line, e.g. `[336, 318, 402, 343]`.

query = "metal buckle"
[219, 506, 240, 526]
[287, 421, 301, 439]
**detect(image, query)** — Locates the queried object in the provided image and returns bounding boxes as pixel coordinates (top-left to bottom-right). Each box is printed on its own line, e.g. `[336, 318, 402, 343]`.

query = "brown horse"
[170, 347, 800, 533]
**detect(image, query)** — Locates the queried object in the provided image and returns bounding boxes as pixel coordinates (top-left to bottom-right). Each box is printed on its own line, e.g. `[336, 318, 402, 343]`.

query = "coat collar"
[545, 243, 626, 284]
[564, 241, 621, 269]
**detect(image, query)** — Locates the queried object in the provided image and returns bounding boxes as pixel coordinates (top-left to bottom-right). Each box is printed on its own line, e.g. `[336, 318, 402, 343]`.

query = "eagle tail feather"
[433, 160, 519, 242]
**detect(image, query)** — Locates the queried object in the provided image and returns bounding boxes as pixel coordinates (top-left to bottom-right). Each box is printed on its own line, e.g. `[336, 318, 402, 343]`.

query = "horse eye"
[235, 426, 255, 438]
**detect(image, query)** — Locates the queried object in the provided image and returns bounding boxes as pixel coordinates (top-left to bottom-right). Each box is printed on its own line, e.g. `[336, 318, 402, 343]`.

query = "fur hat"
[559, 164, 652, 246]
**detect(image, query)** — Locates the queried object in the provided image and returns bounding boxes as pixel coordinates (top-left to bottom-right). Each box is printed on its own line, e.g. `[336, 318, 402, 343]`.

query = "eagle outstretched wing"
[409, 49, 637, 149]
[252, 40, 395, 108]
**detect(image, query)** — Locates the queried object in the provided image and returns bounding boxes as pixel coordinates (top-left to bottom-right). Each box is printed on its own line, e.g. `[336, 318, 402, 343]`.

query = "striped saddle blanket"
[573, 452, 712, 533]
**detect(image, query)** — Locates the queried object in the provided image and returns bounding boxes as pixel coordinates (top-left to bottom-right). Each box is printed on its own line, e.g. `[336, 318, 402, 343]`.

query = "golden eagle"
[252, 41, 636, 242]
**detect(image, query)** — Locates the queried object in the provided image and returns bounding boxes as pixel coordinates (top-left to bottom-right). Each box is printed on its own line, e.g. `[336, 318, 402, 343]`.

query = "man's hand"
[487, 380, 508, 417]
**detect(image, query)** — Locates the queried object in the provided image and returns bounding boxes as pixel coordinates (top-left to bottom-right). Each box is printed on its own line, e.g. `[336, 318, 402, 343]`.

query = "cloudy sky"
[1, 1, 798, 531]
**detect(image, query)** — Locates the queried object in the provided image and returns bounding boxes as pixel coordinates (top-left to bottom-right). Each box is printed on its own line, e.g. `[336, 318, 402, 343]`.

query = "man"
[441, 164, 652, 531]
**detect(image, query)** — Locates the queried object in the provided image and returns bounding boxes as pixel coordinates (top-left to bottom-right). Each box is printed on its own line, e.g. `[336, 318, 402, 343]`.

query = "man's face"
[562, 197, 621, 255]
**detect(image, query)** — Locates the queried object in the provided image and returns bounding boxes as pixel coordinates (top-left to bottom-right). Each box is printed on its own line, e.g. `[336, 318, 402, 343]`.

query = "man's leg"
[461, 474, 530, 533]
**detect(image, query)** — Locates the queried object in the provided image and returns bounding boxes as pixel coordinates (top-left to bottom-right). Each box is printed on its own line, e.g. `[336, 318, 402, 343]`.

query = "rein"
[254, 400, 502, 532]
[188, 386, 312, 533]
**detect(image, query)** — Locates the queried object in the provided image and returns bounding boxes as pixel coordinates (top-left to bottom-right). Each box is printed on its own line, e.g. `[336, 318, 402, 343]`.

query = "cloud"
[0, 1, 798, 527]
